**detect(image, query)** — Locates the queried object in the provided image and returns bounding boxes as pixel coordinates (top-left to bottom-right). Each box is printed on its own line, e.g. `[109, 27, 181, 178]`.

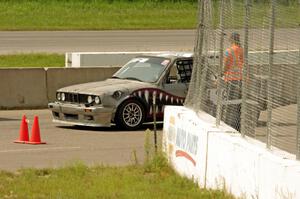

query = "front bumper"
[48, 102, 114, 127]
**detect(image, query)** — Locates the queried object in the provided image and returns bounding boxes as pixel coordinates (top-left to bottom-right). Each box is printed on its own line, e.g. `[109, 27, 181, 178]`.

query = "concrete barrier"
[0, 67, 120, 109]
[0, 68, 47, 109]
[163, 106, 300, 199]
[0, 62, 296, 109]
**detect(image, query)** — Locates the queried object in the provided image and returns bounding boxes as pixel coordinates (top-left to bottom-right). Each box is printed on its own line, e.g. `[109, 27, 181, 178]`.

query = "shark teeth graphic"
[159, 92, 163, 101]
[165, 95, 169, 102]
[181, 99, 184, 104]
[145, 90, 149, 103]
[133, 92, 136, 96]
[150, 105, 159, 114]
[176, 98, 179, 104]
[161, 106, 164, 113]
[152, 91, 157, 103]
[138, 91, 142, 98]
[149, 106, 152, 115]
[153, 91, 157, 97]
[171, 97, 174, 104]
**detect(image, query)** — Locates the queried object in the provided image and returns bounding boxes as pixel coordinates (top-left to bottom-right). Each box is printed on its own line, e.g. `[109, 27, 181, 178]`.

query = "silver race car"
[48, 53, 193, 130]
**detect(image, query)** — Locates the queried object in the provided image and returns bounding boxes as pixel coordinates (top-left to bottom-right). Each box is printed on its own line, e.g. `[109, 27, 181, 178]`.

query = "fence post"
[241, 0, 251, 137]
[266, 0, 276, 149]
[194, 0, 207, 111]
[297, 47, 300, 160]
[216, 0, 226, 127]
[185, 0, 205, 107]
[153, 91, 157, 153]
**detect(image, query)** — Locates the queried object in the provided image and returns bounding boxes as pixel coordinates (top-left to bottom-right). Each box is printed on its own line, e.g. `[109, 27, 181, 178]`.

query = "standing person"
[223, 32, 244, 131]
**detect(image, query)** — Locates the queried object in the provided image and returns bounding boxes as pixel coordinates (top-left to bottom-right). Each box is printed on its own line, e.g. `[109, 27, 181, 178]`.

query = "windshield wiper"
[122, 77, 143, 82]
[110, 76, 120, 79]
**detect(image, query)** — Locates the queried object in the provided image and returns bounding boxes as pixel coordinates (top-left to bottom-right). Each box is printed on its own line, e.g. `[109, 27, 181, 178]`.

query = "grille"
[64, 93, 88, 104]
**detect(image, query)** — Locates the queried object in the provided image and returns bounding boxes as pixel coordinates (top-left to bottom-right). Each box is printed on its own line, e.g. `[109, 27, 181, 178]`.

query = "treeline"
[122, 0, 299, 5]
[4, 0, 298, 5]
[106, 0, 299, 5]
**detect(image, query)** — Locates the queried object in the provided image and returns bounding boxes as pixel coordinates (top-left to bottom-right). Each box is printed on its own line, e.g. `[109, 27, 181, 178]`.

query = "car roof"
[140, 52, 193, 60]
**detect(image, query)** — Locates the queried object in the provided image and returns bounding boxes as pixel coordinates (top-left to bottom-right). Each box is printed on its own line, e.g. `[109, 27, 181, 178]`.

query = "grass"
[209, 0, 300, 28]
[0, 154, 235, 199]
[0, 53, 64, 68]
[0, 1, 197, 30]
[0, 0, 298, 31]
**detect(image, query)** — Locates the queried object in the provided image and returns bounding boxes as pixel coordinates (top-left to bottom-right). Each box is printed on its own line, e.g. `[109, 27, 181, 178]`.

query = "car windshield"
[112, 57, 171, 83]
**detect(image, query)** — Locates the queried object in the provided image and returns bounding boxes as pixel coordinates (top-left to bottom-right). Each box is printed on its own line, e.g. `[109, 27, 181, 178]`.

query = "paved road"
[0, 29, 299, 54]
[0, 109, 162, 171]
[0, 30, 195, 54]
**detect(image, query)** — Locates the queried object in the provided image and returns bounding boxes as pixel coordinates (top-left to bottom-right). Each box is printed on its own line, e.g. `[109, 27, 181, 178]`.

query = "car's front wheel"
[115, 99, 145, 130]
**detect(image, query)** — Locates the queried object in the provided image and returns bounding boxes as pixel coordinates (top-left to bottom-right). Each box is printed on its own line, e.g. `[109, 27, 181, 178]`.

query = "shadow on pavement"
[55, 123, 163, 132]
[0, 117, 20, 122]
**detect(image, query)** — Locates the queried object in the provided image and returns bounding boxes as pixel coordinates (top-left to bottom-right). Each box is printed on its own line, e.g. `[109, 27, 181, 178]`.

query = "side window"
[176, 59, 193, 83]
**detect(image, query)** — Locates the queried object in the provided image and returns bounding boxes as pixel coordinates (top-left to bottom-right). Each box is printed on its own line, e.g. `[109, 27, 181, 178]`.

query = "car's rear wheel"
[115, 99, 145, 130]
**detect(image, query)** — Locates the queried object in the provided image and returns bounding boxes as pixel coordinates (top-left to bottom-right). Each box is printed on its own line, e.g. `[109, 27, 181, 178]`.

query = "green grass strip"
[0, 155, 235, 199]
[0, 0, 298, 30]
[0, 53, 64, 68]
[0, 1, 197, 30]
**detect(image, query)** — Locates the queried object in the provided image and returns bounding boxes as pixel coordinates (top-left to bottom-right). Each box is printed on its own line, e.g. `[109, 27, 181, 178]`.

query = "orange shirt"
[224, 44, 244, 81]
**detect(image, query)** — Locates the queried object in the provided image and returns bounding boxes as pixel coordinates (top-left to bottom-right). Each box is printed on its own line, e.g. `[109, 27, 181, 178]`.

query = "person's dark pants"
[223, 80, 242, 131]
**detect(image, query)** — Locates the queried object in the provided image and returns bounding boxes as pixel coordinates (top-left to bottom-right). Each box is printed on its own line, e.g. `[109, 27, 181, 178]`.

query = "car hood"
[57, 78, 155, 95]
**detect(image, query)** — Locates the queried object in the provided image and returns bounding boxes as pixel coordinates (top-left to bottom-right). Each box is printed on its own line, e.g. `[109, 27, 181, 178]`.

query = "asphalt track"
[0, 29, 299, 54]
[0, 29, 299, 171]
[0, 109, 162, 171]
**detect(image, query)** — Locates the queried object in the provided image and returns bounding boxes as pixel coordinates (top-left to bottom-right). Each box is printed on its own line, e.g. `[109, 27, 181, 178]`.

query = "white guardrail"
[163, 106, 300, 199]
[65, 51, 173, 67]
[66, 50, 299, 67]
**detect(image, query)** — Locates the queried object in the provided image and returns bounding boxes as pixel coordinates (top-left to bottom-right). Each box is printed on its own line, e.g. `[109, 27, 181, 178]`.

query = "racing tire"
[115, 99, 145, 130]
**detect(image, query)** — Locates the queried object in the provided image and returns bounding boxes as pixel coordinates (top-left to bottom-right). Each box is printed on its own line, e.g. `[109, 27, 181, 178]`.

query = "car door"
[162, 58, 193, 105]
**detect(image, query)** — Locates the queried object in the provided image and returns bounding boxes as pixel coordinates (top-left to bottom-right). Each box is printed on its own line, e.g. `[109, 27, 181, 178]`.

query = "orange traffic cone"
[14, 115, 29, 144]
[26, 116, 46, 145]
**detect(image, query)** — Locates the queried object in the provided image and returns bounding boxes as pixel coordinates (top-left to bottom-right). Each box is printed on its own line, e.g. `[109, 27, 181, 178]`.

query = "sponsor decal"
[175, 125, 198, 166]
[161, 59, 170, 66]
[129, 58, 149, 64]
[175, 150, 196, 166]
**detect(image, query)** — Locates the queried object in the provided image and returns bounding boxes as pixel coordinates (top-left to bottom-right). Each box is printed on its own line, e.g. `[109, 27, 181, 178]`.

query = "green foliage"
[144, 129, 153, 164]
[0, 53, 64, 67]
[0, 0, 197, 30]
[144, 152, 170, 173]
[0, 0, 297, 30]
[0, 159, 235, 199]
[0, 128, 235, 198]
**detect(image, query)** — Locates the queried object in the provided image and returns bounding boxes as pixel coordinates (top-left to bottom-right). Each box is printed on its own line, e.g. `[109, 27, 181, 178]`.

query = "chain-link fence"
[185, 0, 300, 158]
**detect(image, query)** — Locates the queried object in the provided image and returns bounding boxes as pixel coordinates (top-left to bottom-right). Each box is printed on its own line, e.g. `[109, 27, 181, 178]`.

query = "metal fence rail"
[185, 0, 300, 159]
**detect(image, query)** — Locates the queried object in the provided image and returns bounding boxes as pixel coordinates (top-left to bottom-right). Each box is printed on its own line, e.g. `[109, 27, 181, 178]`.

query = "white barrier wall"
[66, 50, 299, 67]
[163, 106, 300, 199]
[65, 51, 171, 67]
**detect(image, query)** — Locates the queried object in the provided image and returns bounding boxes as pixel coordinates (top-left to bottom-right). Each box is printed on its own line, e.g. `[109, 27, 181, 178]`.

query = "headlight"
[61, 93, 66, 101]
[112, 90, 123, 99]
[87, 95, 93, 104]
[94, 96, 101, 104]
[56, 93, 61, 101]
